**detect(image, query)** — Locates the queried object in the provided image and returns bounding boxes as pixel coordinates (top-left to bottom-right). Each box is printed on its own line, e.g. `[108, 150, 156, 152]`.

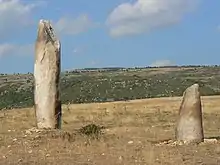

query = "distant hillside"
[0, 65, 220, 110]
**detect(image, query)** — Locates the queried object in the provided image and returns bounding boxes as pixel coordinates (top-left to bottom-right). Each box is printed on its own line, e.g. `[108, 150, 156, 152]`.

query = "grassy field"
[0, 96, 220, 165]
[1, 66, 220, 110]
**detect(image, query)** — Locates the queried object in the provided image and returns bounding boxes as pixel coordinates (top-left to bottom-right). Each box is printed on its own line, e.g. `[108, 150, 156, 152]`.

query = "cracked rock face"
[175, 84, 204, 144]
[34, 20, 62, 129]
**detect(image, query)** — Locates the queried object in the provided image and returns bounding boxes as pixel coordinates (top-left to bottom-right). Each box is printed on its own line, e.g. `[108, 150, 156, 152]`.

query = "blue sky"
[0, 0, 220, 73]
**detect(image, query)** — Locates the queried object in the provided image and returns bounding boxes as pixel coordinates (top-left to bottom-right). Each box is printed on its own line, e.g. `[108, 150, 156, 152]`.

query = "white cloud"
[86, 60, 100, 67]
[90, 60, 100, 66]
[150, 60, 175, 67]
[54, 14, 97, 36]
[0, 0, 44, 38]
[72, 46, 86, 56]
[73, 48, 78, 54]
[106, 0, 199, 37]
[0, 43, 33, 58]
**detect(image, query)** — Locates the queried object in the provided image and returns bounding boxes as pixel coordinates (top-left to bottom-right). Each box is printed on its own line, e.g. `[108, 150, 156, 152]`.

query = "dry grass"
[0, 96, 220, 165]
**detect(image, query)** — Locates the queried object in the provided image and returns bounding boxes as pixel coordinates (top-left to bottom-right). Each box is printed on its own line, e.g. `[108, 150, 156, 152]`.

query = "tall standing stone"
[175, 84, 204, 144]
[34, 19, 62, 129]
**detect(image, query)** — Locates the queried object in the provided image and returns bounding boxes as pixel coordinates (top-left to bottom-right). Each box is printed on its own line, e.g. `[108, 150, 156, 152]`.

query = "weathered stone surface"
[34, 19, 62, 129]
[175, 84, 204, 144]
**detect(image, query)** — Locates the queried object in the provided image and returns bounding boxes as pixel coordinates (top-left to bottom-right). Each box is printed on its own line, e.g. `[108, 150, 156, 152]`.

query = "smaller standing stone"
[175, 84, 204, 144]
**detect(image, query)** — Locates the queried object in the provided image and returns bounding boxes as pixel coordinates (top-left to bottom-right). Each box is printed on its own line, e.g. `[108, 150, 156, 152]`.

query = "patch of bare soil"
[0, 96, 220, 165]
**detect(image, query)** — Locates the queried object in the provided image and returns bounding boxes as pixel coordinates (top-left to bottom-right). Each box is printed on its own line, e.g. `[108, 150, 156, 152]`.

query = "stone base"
[155, 138, 219, 146]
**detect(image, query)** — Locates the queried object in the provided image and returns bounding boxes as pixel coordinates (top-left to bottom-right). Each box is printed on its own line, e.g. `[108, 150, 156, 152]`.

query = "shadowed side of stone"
[34, 19, 61, 129]
[175, 84, 204, 144]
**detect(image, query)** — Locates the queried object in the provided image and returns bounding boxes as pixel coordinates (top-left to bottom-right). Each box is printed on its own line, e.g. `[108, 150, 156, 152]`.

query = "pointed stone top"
[189, 83, 199, 88]
[185, 83, 199, 93]
[182, 83, 200, 105]
[37, 19, 60, 49]
[39, 19, 50, 24]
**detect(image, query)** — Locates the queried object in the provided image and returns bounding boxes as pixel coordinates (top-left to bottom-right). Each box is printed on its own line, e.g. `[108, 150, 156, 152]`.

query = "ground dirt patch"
[0, 96, 220, 165]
